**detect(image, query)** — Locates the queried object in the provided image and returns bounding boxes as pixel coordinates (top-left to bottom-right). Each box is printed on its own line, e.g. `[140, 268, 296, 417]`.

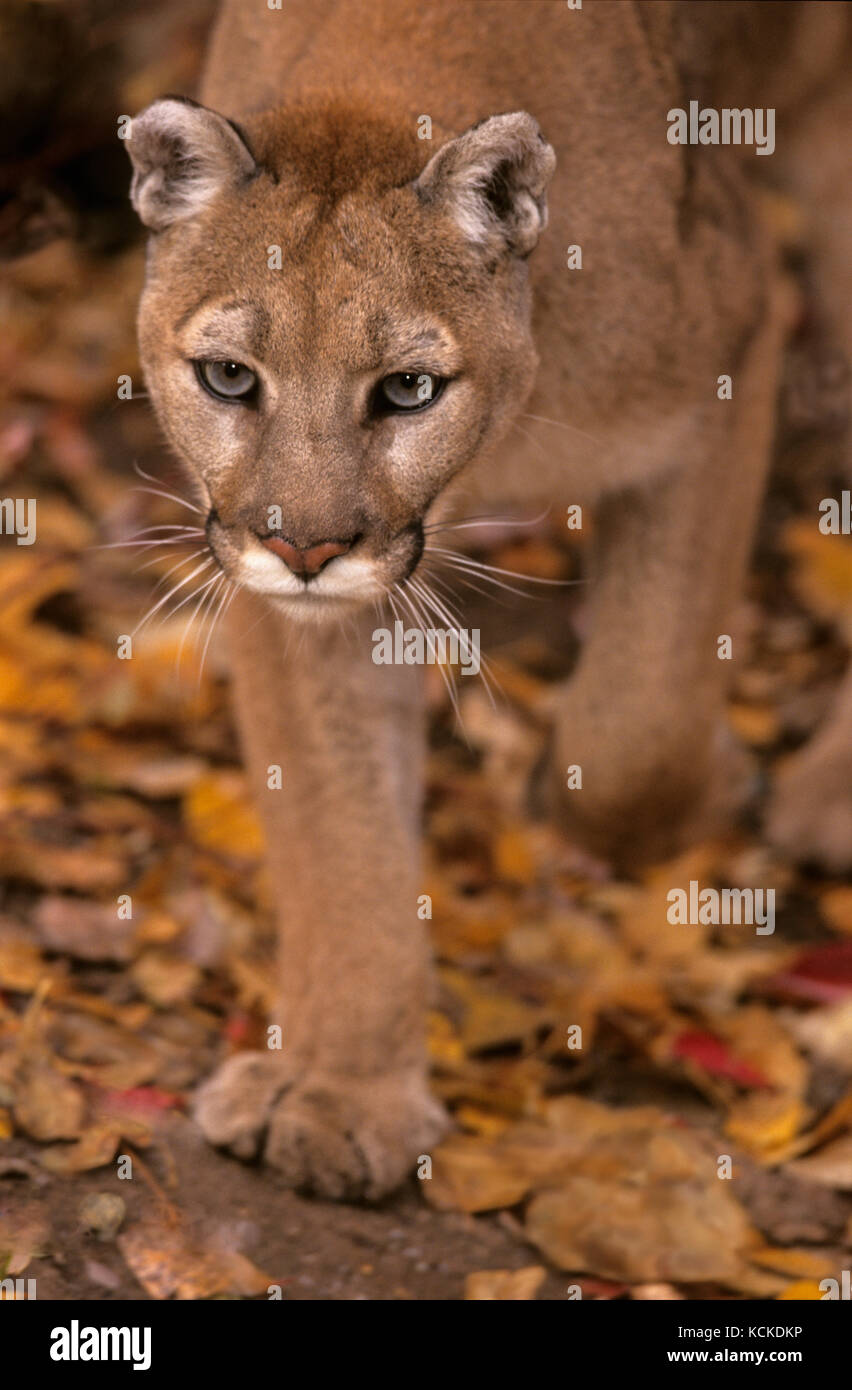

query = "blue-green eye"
[377, 372, 444, 412]
[195, 359, 257, 401]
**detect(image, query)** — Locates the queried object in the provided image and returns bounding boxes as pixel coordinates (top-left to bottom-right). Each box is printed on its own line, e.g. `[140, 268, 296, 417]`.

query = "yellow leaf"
[465, 1266, 546, 1300]
[40, 1119, 149, 1175]
[727, 702, 780, 747]
[441, 969, 551, 1053]
[118, 1219, 275, 1300]
[783, 521, 852, 628]
[455, 1105, 511, 1138]
[750, 1247, 834, 1279]
[184, 772, 264, 858]
[725, 1092, 809, 1162]
[820, 887, 852, 936]
[493, 828, 537, 885]
[426, 1011, 465, 1068]
[424, 1134, 532, 1213]
[777, 1280, 826, 1301]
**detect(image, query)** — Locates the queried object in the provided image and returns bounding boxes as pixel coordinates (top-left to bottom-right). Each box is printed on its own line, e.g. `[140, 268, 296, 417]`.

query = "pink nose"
[259, 534, 353, 577]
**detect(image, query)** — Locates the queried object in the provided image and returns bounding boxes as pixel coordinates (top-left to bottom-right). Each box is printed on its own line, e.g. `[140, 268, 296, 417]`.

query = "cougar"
[126, 0, 852, 1198]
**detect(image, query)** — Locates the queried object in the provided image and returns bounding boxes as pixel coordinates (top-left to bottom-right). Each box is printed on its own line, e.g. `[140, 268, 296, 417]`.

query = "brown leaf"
[0, 1202, 50, 1275]
[787, 1133, 852, 1189]
[525, 1176, 753, 1284]
[39, 1122, 123, 1174]
[0, 938, 61, 993]
[130, 950, 201, 1007]
[13, 1059, 85, 1141]
[426, 1135, 533, 1213]
[118, 1219, 274, 1300]
[32, 896, 137, 963]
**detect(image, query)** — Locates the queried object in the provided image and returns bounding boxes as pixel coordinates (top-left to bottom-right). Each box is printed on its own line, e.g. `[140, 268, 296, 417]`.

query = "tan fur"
[126, 0, 852, 1197]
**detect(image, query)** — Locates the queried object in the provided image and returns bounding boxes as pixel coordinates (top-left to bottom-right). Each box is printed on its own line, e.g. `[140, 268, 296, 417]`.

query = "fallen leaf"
[39, 1121, 126, 1174]
[13, 1058, 85, 1141]
[787, 1133, 852, 1189]
[749, 1246, 835, 1279]
[118, 1219, 274, 1300]
[784, 521, 852, 631]
[777, 1280, 827, 1300]
[131, 950, 201, 1007]
[725, 1092, 809, 1162]
[32, 896, 136, 963]
[0, 939, 59, 993]
[426, 1134, 532, 1213]
[525, 1176, 753, 1284]
[0, 1202, 50, 1274]
[758, 943, 852, 1003]
[441, 968, 551, 1053]
[184, 773, 264, 859]
[820, 886, 852, 936]
[782, 1000, 852, 1068]
[631, 1284, 685, 1300]
[465, 1266, 546, 1300]
[670, 1030, 771, 1088]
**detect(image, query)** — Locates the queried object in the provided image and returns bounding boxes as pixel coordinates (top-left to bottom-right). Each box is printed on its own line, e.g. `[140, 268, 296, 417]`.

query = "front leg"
[195, 594, 446, 1199]
[553, 296, 787, 868]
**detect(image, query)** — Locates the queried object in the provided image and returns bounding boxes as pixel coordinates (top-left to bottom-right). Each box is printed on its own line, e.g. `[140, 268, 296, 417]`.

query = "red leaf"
[223, 1012, 253, 1045]
[99, 1086, 185, 1115]
[578, 1278, 629, 1299]
[672, 1030, 771, 1088]
[757, 943, 852, 1004]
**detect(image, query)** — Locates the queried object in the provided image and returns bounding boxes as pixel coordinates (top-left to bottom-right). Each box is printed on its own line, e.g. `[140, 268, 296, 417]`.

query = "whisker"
[423, 506, 552, 536]
[409, 574, 500, 711]
[135, 546, 207, 579]
[133, 557, 215, 635]
[96, 533, 205, 552]
[431, 557, 549, 602]
[177, 571, 224, 672]
[510, 418, 550, 461]
[428, 545, 578, 588]
[408, 574, 495, 715]
[133, 485, 204, 517]
[396, 580, 463, 727]
[520, 412, 601, 446]
[421, 559, 513, 610]
[198, 582, 237, 686]
[131, 462, 206, 508]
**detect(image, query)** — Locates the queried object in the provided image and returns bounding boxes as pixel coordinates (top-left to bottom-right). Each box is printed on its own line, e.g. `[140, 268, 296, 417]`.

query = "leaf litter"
[0, 22, 851, 1298]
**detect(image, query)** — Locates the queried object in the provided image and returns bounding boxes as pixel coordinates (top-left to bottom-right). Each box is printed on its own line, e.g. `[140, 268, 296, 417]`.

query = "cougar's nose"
[257, 533, 355, 578]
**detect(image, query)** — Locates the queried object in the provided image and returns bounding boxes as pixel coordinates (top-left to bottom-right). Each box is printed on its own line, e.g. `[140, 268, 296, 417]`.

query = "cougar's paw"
[766, 745, 852, 873]
[193, 1051, 299, 1160]
[195, 1055, 448, 1200]
[263, 1072, 449, 1201]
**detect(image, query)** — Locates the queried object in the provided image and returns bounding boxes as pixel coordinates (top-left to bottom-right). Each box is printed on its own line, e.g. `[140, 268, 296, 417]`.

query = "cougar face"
[131, 99, 555, 620]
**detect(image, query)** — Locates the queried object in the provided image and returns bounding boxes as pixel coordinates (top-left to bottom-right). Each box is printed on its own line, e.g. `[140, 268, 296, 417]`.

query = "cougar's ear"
[413, 112, 556, 256]
[126, 97, 257, 232]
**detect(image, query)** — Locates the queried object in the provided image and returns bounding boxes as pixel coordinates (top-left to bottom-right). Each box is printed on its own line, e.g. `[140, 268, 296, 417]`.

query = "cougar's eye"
[375, 371, 444, 413]
[195, 359, 257, 401]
